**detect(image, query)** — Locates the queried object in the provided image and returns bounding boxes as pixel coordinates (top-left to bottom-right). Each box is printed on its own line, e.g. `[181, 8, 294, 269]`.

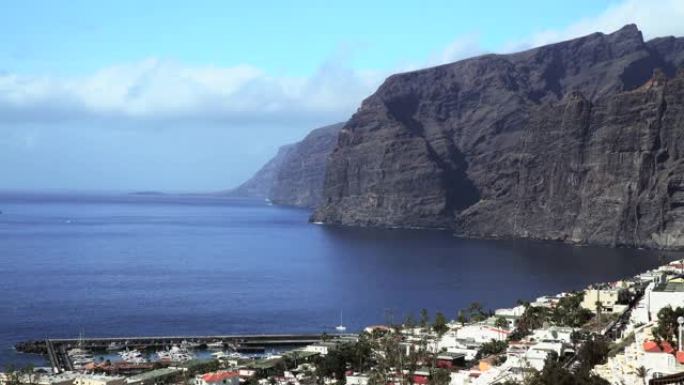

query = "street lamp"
[677, 316, 684, 352]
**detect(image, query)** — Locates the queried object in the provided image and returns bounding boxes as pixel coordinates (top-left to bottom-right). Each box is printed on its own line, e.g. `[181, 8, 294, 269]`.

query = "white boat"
[127, 355, 148, 364]
[106, 342, 125, 351]
[67, 348, 89, 357]
[180, 340, 200, 350]
[156, 345, 194, 362]
[207, 341, 224, 350]
[72, 354, 95, 369]
[119, 349, 147, 363]
[211, 351, 230, 360]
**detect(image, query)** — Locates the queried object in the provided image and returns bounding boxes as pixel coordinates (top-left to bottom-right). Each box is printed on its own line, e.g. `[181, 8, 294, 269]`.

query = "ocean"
[0, 192, 673, 366]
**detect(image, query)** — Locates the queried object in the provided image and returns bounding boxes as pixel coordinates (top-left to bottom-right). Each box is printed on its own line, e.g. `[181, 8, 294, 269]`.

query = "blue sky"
[1, 0, 683, 191]
[1, 1, 613, 76]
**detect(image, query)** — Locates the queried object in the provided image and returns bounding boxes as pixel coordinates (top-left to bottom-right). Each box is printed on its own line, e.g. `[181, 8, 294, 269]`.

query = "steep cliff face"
[230, 123, 343, 207]
[312, 25, 684, 248]
[269, 123, 343, 207]
[229, 144, 295, 199]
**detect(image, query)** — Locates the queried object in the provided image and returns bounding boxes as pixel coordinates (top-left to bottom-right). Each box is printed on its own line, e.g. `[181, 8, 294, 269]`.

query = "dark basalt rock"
[312, 25, 684, 249]
[230, 122, 343, 208]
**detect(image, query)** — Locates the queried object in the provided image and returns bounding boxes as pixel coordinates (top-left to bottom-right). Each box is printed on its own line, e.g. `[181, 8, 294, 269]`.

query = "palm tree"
[4, 365, 19, 385]
[456, 310, 468, 326]
[420, 309, 430, 330]
[635, 365, 649, 385]
[22, 364, 35, 385]
[494, 317, 509, 341]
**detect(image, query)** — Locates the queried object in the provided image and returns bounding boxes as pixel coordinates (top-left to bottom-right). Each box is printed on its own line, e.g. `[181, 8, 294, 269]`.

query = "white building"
[494, 305, 525, 329]
[303, 342, 338, 356]
[345, 373, 369, 385]
[454, 324, 509, 343]
[523, 347, 552, 371]
[435, 336, 480, 361]
[74, 375, 125, 385]
[530, 326, 575, 344]
[647, 277, 684, 320]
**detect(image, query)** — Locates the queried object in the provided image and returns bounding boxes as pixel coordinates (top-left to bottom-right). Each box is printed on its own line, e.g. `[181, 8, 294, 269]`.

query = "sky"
[1, 0, 684, 192]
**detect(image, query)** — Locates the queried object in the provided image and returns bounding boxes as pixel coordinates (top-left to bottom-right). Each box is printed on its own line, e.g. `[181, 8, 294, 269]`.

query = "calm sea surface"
[0, 192, 675, 366]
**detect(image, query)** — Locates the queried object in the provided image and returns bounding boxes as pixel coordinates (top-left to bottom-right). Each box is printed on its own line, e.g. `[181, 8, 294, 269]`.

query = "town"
[4, 259, 684, 385]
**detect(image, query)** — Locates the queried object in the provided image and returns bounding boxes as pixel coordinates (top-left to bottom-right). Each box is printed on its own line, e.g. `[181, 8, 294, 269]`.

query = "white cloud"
[2, 0, 684, 127]
[433, 34, 485, 66]
[0, 57, 385, 125]
[503, 0, 684, 52]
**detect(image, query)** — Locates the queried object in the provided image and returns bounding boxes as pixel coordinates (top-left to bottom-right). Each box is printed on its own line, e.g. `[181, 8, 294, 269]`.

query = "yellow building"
[581, 289, 626, 313]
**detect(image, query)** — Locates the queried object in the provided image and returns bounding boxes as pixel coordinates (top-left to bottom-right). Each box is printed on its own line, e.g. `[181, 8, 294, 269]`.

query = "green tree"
[511, 305, 550, 339]
[494, 317, 509, 330]
[432, 312, 449, 336]
[467, 302, 488, 322]
[314, 339, 374, 381]
[420, 309, 430, 329]
[576, 338, 610, 374]
[617, 289, 633, 305]
[652, 306, 684, 344]
[527, 357, 610, 385]
[405, 313, 417, 330]
[429, 368, 451, 385]
[4, 364, 19, 385]
[551, 292, 592, 327]
[456, 310, 468, 326]
[477, 339, 508, 358]
[22, 364, 35, 385]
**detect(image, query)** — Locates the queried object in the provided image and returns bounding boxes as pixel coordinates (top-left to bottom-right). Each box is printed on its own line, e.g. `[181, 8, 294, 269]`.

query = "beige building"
[581, 288, 626, 313]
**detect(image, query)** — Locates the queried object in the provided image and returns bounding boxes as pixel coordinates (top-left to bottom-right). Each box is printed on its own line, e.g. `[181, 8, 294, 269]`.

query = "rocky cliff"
[230, 123, 343, 207]
[230, 144, 295, 199]
[312, 25, 684, 249]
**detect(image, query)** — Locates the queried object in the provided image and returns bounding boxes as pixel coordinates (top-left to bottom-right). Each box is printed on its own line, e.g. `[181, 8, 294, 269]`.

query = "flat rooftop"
[654, 281, 684, 292]
[126, 368, 182, 383]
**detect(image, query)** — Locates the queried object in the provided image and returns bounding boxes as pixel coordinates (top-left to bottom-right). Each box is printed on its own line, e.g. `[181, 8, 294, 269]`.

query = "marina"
[15, 334, 353, 373]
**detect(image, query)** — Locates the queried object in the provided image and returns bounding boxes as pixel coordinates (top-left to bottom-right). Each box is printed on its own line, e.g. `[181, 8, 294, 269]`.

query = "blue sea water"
[0, 192, 674, 366]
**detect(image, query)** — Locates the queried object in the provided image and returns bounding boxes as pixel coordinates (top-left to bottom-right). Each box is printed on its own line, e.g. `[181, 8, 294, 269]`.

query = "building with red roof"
[195, 371, 240, 385]
[643, 340, 662, 353]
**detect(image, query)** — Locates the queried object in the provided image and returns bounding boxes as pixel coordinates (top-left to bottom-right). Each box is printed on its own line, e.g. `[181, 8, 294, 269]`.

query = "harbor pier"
[16, 333, 356, 373]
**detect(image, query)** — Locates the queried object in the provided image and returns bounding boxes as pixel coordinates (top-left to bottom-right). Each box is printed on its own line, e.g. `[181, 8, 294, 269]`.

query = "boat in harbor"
[67, 348, 89, 357]
[211, 351, 230, 360]
[118, 349, 147, 363]
[207, 341, 224, 350]
[68, 348, 94, 368]
[156, 345, 194, 362]
[106, 341, 125, 351]
[180, 340, 200, 350]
